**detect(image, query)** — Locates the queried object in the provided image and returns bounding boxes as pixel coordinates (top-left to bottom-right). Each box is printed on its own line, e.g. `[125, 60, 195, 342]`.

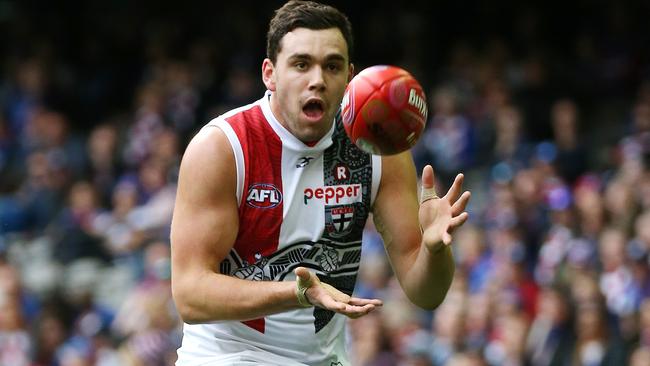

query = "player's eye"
[327, 63, 342, 72]
[295, 62, 308, 70]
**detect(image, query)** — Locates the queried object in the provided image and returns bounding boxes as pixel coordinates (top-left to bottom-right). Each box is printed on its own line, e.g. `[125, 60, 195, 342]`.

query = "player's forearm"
[399, 242, 455, 310]
[172, 271, 300, 324]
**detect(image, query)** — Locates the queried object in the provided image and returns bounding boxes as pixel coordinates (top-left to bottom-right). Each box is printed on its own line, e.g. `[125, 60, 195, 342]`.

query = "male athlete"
[171, 1, 470, 365]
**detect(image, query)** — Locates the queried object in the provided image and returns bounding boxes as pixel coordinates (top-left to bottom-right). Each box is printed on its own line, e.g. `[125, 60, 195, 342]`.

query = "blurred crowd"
[1, 1, 650, 366]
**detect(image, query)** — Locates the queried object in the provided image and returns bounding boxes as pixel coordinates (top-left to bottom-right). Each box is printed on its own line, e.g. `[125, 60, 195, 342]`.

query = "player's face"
[263, 27, 353, 143]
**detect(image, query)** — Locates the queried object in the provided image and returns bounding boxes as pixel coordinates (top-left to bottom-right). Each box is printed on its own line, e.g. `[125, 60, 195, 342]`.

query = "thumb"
[420, 165, 437, 203]
[421, 165, 435, 190]
[294, 267, 312, 286]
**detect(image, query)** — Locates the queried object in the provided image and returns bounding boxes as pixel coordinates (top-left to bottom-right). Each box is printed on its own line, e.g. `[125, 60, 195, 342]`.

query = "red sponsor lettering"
[303, 184, 362, 205]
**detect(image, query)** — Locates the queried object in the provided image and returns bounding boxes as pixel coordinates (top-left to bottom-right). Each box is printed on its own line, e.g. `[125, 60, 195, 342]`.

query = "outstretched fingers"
[344, 303, 377, 319]
[321, 297, 377, 318]
[444, 173, 464, 202]
[312, 278, 381, 318]
[451, 191, 471, 216]
[335, 296, 381, 318]
[449, 212, 469, 231]
[348, 297, 383, 307]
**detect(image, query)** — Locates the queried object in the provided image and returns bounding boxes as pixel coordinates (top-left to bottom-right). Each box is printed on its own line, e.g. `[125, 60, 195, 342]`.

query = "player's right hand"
[294, 267, 382, 319]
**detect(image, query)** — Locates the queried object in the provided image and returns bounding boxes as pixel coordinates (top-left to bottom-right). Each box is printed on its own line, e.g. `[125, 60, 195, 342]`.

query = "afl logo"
[246, 183, 282, 209]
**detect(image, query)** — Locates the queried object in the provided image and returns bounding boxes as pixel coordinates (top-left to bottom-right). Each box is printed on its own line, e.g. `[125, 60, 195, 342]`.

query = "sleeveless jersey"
[176, 91, 382, 366]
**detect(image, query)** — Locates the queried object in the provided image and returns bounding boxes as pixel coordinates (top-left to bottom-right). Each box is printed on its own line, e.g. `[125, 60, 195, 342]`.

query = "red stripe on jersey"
[226, 105, 283, 334]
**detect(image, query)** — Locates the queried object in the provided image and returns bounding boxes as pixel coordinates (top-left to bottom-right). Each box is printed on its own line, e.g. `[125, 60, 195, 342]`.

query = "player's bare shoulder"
[186, 124, 232, 160]
[177, 124, 237, 202]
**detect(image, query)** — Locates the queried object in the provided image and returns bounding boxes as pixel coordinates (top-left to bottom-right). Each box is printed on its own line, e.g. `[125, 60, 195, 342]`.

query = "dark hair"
[266, 1, 354, 63]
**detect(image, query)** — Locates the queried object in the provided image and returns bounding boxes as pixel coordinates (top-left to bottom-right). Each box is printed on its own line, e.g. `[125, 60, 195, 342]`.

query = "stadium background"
[1, 0, 649, 364]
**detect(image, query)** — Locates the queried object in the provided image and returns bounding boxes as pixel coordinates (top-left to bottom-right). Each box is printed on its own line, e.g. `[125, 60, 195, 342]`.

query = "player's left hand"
[418, 165, 471, 254]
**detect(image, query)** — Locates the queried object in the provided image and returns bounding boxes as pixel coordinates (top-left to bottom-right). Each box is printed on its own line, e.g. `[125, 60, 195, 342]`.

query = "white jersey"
[176, 91, 382, 366]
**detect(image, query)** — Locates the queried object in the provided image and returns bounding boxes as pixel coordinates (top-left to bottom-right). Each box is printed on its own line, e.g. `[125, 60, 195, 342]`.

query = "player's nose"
[308, 66, 326, 91]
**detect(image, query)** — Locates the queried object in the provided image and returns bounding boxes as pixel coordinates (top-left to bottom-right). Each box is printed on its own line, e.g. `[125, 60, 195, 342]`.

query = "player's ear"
[347, 63, 355, 83]
[262, 58, 277, 91]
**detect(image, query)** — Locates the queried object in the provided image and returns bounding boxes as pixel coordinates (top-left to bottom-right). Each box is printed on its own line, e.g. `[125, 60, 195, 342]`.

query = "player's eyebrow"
[287, 53, 347, 63]
[287, 53, 313, 62]
[324, 54, 346, 63]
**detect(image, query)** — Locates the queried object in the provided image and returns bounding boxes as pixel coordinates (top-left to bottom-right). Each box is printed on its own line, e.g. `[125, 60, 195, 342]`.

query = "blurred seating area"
[1, 1, 649, 365]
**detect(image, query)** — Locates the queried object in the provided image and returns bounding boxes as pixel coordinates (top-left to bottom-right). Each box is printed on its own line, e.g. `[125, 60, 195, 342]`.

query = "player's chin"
[295, 123, 327, 142]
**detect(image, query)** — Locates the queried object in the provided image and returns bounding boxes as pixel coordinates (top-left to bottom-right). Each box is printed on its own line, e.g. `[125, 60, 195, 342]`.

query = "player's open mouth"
[302, 99, 325, 120]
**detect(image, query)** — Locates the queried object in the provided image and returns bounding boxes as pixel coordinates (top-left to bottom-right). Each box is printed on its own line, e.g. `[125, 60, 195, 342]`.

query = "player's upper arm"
[170, 125, 239, 300]
[372, 152, 421, 281]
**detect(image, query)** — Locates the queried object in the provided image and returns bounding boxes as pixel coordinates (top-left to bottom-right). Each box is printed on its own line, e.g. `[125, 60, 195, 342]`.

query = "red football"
[341, 65, 427, 155]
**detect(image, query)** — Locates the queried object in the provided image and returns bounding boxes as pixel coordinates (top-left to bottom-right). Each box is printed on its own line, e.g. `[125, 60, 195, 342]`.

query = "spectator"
[48, 181, 108, 264]
[571, 301, 626, 365]
[85, 123, 123, 206]
[525, 286, 574, 366]
[550, 99, 588, 184]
